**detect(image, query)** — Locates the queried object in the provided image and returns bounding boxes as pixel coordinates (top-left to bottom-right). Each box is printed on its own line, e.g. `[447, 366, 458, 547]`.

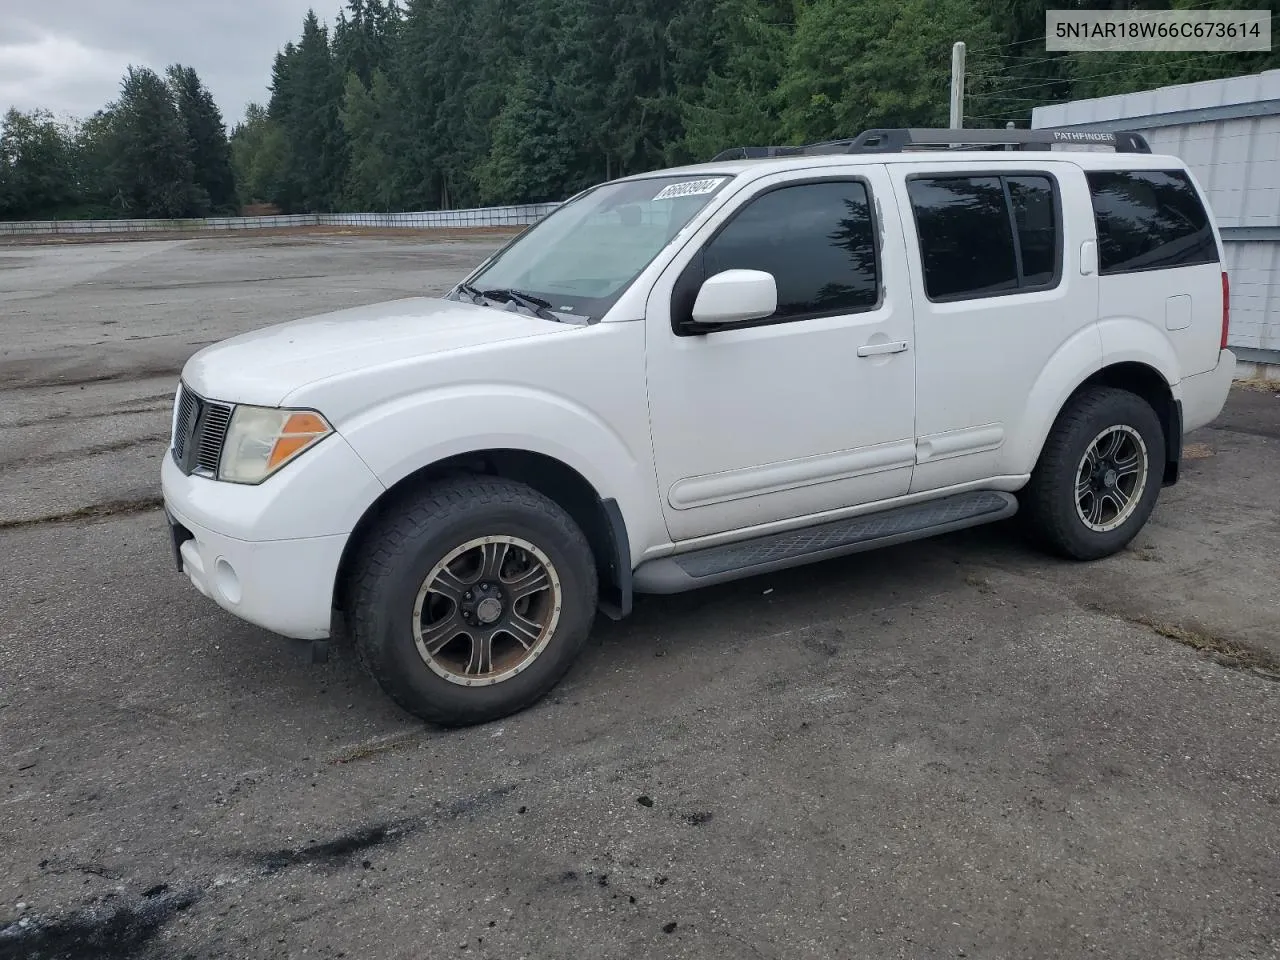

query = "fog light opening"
[214, 558, 242, 605]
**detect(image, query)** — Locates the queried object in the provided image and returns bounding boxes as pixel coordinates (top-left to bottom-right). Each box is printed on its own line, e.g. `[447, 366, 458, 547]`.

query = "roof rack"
[710, 127, 1152, 161]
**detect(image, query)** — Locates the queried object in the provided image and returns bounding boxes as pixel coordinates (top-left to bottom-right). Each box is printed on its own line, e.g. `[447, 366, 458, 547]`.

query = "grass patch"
[1233, 377, 1280, 394]
[0, 496, 163, 530]
[964, 573, 995, 595]
[327, 730, 425, 765]
[1125, 613, 1280, 682]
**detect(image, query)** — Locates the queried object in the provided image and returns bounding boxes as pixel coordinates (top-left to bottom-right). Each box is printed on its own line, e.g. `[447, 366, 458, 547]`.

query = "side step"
[633, 491, 1018, 595]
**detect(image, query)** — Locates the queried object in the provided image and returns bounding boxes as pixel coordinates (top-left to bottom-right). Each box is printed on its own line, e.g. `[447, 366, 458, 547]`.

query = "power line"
[965, 115, 1030, 124]
[969, 52, 1229, 99]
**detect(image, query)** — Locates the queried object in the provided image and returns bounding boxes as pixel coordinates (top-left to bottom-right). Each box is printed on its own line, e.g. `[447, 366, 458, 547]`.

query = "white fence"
[0, 202, 563, 237]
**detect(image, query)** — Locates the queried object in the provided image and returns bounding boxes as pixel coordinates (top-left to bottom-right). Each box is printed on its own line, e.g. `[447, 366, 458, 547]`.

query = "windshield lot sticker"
[652, 178, 726, 201]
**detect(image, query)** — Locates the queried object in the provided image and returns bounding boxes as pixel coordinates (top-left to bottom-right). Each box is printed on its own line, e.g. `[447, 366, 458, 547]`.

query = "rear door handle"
[1080, 239, 1098, 276]
[857, 340, 909, 357]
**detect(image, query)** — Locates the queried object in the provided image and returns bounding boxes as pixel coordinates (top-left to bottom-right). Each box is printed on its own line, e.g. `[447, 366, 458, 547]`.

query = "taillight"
[1220, 271, 1230, 350]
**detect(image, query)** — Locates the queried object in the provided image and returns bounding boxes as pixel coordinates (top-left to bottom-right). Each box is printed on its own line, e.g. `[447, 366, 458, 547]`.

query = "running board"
[633, 491, 1018, 594]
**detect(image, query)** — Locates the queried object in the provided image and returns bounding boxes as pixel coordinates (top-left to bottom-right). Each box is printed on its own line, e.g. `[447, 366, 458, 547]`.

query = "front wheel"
[348, 476, 598, 726]
[1022, 386, 1166, 561]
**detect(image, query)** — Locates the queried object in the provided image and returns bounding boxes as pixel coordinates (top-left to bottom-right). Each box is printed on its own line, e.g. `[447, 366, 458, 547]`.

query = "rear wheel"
[348, 476, 598, 726]
[1022, 386, 1166, 560]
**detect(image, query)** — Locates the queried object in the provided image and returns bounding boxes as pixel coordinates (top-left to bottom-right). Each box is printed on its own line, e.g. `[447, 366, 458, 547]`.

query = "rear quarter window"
[1085, 169, 1219, 275]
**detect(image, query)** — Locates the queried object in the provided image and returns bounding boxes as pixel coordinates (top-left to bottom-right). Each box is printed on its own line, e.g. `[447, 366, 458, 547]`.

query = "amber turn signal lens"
[266, 413, 332, 470]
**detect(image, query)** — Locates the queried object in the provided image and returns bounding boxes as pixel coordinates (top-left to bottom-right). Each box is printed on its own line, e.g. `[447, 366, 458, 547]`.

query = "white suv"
[161, 127, 1236, 726]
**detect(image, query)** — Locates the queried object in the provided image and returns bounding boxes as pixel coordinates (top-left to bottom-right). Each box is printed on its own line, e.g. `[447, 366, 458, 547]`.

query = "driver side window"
[673, 179, 881, 332]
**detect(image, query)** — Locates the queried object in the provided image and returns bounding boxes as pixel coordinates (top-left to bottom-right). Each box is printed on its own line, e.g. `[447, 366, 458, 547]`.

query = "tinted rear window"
[906, 176, 1018, 299]
[1086, 170, 1218, 275]
[1008, 176, 1057, 286]
[906, 174, 1060, 300]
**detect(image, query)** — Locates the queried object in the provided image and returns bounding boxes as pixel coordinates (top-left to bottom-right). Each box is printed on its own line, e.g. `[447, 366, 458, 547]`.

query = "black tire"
[348, 475, 598, 727]
[1022, 386, 1166, 561]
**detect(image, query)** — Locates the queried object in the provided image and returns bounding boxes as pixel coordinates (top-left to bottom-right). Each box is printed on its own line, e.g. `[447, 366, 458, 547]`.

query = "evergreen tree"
[103, 66, 199, 218]
[230, 103, 293, 207]
[555, 0, 640, 184]
[339, 69, 400, 210]
[396, 0, 486, 208]
[5, 0, 1280, 220]
[0, 109, 80, 218]
[264, 44, 305, 211]
[977, 0, 1074, 125]
[335, 0, 399, 86]
[475, 63, 573, 205]
[779, 0, 1000, 140]
[1068, 0, 1280, 101]
[670, 0, 793, 161]
[603, 0, 687, 177]
[167, 65, 239, 214]
[74, 109, 119, 216]
[268, 10, 348, 212]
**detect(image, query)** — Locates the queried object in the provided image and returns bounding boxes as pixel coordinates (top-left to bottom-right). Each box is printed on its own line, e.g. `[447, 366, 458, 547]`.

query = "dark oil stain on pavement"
[254, 786, 517, 875]
[257, 818, 421, 875]
[437, 783, 516, 820]
[3, 794, 521, 960]
[0, 887, 200, 960]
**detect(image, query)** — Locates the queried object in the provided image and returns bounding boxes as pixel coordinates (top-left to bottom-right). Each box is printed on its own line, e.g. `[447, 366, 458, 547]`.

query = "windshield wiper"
[454, 281, 486, 304]
[481, 288, 561, 323]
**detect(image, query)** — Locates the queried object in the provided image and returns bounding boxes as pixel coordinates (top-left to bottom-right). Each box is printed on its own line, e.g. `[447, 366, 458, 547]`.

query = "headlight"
[218, 406, 333, 484]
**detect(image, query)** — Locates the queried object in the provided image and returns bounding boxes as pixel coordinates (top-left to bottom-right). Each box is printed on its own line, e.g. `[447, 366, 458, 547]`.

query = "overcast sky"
[0, 0, 336, 127]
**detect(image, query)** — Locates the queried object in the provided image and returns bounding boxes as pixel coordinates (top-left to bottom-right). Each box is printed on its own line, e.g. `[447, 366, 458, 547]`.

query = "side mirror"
[690, 269, 778, 329]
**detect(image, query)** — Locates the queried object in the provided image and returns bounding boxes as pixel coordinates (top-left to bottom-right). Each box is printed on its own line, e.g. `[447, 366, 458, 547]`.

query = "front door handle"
[857, 340, 909, 358]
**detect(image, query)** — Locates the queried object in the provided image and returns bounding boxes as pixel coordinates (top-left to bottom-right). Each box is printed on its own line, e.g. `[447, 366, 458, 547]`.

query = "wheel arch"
[1048, 361, 1182, 485]
[333, 448, 632, 621]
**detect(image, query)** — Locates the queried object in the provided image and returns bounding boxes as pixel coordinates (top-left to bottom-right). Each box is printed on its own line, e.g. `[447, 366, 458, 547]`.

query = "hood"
[181, 296, 567, 407]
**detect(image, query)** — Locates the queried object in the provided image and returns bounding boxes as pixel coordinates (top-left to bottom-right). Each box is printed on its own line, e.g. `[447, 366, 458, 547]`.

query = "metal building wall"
[1032, 70, 1280, 376]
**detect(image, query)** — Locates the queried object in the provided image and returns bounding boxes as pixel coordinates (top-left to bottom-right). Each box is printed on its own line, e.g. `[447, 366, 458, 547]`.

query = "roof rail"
[709, 127, 1152, 161]
[709, 145, 805, 160]
[709, 139, 854, 161]
[848, 127, 1152, 153]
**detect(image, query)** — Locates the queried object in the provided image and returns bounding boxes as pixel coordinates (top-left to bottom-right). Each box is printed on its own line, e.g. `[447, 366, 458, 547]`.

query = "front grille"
[171, 383, 234, 477]
[172, 386, 197, 463]
[196, 403, 232, 473]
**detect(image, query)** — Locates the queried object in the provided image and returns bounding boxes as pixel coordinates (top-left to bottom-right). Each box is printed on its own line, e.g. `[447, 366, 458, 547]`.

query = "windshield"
[461, 174, 735, 321]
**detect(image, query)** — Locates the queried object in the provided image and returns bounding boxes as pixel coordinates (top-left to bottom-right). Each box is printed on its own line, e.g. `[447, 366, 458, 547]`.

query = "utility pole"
[949, 41, 966, 129]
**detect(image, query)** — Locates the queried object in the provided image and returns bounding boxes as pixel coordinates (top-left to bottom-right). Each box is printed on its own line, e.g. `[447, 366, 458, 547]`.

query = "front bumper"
[160, 431, 386, 640]
[165, 503, 346, 640]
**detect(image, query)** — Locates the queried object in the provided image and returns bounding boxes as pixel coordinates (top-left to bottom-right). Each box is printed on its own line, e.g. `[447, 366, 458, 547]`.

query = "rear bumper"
[1180, 348, 1237, 434]
[164, 502, 346, 640]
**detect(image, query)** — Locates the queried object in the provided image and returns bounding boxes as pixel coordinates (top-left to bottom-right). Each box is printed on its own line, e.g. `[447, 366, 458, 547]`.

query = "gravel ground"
[1, 235, 1277, 960]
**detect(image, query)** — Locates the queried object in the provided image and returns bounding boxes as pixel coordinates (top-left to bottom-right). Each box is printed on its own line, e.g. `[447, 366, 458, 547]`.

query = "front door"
[644, 166, 918, 543]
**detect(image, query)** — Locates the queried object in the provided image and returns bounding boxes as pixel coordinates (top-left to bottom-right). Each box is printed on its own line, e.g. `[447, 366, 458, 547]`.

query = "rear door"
[888, 160, 1101, 492]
